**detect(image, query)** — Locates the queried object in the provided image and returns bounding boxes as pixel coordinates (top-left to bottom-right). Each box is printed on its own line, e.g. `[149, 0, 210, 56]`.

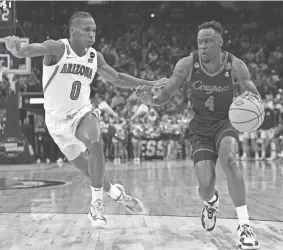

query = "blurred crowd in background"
[1, 1, 283, 164]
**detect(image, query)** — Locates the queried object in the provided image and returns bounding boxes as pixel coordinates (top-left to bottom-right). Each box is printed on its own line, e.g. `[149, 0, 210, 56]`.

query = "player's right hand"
[4, 36, 21, 51]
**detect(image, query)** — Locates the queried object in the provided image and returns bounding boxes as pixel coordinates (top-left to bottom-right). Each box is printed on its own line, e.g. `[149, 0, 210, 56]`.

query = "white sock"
[91, 187, 103, 204]
[107, 184, 122, 200]
[208, 194, 217, 203]
[236, 205, 250, 226]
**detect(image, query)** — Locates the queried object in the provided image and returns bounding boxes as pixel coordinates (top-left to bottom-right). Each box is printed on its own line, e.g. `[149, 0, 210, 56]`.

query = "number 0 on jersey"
[70, 81, 81, 100]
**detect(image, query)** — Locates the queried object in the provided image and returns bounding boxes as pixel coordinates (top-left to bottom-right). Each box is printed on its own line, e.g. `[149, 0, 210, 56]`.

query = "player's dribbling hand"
[234, 91, 262, 103]
[4, 36, 21, 51]
[241, 90, 262, 103]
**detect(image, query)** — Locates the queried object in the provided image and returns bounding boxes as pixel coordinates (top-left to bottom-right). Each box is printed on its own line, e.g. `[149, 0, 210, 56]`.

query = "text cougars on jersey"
[193, 80, 230, 94]
[60, 63, 93, 79]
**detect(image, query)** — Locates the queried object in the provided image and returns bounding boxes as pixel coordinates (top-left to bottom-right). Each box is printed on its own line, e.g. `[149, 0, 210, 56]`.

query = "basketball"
[229, 96, 265, 132]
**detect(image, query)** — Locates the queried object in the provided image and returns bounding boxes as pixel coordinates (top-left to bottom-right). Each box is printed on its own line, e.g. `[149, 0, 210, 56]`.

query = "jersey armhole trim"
[43, 65, 60, 94]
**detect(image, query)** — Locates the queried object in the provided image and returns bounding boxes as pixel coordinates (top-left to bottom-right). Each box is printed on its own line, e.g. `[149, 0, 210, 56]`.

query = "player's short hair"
[64, 11, 93, 35]
[198, 21, 223, 36]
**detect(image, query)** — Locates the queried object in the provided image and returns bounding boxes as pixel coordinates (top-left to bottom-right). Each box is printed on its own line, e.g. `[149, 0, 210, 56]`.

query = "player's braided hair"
[64, 11, 93, 35]
[198, 20, 223, 35]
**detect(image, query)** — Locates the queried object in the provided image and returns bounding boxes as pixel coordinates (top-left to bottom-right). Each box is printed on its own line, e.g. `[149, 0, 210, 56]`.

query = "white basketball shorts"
[45, 104, 101, 161]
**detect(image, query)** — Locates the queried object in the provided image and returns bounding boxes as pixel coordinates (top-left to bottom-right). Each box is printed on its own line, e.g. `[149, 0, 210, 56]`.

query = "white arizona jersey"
[42, 39, 97, 118]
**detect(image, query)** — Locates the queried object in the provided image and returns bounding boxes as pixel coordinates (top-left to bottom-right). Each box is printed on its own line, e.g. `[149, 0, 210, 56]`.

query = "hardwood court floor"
[0, 159, 283, 249]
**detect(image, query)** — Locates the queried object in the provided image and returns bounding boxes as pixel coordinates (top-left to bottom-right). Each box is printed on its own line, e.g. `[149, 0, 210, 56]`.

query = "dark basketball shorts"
[188, 119, 239, 165]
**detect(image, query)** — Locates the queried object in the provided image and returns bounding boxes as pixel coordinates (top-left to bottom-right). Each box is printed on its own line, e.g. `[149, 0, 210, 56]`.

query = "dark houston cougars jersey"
[187, 51, 236, 122]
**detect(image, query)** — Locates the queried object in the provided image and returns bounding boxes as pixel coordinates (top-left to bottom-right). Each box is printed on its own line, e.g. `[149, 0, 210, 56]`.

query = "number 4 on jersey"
[205, 96, 214, 111]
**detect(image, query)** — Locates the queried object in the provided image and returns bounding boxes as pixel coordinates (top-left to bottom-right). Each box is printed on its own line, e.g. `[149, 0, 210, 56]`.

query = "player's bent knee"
[218, 137, 238, 156]
[219, 151, 236, 167]
[218, 137, 239, 173]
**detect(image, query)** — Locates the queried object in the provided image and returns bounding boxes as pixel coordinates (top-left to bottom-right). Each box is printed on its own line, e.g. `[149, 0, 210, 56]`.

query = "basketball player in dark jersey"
[136, 21, 260, 249]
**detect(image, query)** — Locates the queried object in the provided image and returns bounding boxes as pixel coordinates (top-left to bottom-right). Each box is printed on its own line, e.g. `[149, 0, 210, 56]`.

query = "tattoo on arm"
[153, 56, 192, 105]
[233, 58, 260, 96]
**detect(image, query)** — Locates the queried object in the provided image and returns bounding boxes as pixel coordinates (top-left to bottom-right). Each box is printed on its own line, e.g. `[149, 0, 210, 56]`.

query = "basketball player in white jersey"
[136, 21, 261, 249]
[4, 11, 165, 228]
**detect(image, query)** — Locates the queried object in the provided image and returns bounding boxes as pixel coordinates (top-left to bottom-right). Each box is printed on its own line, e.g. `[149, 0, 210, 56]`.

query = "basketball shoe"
[114, 184, 144, 214]
[237, 224, 259, 249]
[201, 189, 219, 231]
[88, 199, 107, 228]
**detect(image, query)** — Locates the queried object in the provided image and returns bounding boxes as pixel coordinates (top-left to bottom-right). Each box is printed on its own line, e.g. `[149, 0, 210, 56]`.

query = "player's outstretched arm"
[232, 57, 261, 100]
[137, 56, 192, 106]
[4, 36, 63, 58]
[97, 52, 165, 89]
